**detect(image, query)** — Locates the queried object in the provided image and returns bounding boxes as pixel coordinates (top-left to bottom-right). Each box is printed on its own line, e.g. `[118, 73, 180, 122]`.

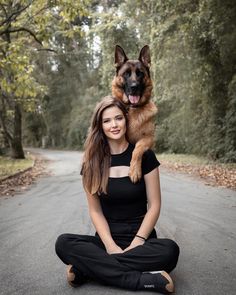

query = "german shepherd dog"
[112, 45, 157, 183]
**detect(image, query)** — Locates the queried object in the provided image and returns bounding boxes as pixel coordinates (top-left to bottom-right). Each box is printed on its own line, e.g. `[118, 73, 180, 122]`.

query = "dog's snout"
[131, 82, 138, 90]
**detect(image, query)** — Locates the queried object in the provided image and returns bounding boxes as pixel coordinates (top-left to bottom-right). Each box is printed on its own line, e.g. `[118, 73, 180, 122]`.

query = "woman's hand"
[106, 243, 124, 254]
[123, 236, 145, 252]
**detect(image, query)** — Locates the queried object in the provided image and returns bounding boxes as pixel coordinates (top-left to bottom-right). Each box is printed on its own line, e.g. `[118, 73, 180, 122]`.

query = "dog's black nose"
[131, 83, 138, 91]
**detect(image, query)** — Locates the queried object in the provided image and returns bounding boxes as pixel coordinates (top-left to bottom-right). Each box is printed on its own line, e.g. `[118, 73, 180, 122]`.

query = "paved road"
[0, 149, 235, 295]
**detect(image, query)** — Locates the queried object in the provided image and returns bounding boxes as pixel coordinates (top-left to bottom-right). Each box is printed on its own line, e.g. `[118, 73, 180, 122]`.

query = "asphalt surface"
[0, 149, 235, 295]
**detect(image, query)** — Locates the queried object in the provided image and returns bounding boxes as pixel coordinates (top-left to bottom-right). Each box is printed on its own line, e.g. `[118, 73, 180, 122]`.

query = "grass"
[156, 153, 236, 168]
[0, 154, 34, 180]
[157, 153, 211, 165]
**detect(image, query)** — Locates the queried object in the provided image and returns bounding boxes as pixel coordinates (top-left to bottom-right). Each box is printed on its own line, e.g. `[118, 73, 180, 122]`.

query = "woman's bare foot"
[66, 265, 79, 287]
[159, 271, 174, 293]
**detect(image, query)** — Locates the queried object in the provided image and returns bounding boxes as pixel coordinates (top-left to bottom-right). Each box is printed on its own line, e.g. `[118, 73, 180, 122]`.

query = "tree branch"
[37, 48, 57, 53]
[0, 27, 43, 45]
[0, 2, 32, 27]
[0, 3, 8, 18]
[23, 4, 50, 24]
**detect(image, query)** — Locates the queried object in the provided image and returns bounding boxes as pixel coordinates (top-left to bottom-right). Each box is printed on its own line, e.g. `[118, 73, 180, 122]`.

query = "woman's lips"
[111, 130, 120, 134]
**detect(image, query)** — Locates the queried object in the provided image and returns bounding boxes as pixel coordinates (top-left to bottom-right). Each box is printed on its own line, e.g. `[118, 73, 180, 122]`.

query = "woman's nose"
[111, 119, 117, 127]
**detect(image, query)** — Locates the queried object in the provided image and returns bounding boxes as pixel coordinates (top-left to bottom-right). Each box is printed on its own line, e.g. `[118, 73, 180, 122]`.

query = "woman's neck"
[108, 139, 129, 155]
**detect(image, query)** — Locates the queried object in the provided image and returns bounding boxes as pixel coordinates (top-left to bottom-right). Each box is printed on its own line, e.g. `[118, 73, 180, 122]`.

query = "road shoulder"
[0, 151, 50, 197]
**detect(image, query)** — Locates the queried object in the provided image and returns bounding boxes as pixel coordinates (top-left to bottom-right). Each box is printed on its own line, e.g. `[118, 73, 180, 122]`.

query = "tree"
[138, 0, 236, 161]
[0, 0, 89, 158]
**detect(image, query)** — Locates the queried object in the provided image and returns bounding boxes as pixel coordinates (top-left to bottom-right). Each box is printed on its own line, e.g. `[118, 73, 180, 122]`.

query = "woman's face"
[102, 106, 127, 142]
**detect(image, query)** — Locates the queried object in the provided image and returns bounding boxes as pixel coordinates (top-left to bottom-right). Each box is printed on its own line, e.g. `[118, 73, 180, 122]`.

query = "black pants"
[55, 219, 179, 291]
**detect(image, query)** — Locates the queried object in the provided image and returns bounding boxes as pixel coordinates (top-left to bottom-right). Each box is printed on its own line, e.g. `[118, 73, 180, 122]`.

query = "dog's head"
[112, 45, 153, 106]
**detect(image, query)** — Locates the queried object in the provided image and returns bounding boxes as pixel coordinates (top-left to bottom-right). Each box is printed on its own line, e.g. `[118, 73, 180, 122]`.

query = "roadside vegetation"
[0, 154, 34, 180]
[0, 152, 47, 197]
[158, 153, 212, 165]
[158, 153, 236, 190]
[0, 1, 235, 164]
[0, 1, 235, 193]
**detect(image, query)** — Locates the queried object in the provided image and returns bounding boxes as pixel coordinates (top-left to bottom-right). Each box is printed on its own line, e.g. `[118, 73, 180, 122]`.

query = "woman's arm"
[86, 192, 124, 254]
[124, 167, 161, 251]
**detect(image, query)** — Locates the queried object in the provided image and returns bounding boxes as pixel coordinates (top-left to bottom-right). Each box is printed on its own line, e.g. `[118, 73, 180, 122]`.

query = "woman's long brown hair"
[81, 96, 128, 196]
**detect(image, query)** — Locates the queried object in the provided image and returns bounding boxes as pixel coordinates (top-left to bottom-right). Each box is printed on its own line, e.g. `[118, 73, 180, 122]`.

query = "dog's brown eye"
[136, 69, 143, 77]
[124, 70, 131, 78]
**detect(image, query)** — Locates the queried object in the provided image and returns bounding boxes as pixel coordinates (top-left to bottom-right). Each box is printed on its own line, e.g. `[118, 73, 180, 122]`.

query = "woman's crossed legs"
[55, 233, 179, 293]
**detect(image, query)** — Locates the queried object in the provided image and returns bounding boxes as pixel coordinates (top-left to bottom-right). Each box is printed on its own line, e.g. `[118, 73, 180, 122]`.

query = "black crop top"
[99, 144, 160, 221]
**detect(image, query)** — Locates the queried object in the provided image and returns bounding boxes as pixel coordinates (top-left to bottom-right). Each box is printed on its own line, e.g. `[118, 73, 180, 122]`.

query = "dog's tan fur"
[112, 45, 157, 183]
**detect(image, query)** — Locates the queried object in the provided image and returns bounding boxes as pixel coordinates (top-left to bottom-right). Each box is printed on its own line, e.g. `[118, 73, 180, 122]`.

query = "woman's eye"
[103, 119, 110, 123]
[116, 116, 123, 120]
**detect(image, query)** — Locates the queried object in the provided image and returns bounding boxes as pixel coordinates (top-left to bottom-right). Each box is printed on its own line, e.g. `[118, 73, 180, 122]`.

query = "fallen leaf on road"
[0, 154, 51, 197]
[161, 161, 236, 190]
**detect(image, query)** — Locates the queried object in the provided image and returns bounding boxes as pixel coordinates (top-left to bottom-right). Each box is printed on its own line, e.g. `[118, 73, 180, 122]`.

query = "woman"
[55, 96, 179, 294]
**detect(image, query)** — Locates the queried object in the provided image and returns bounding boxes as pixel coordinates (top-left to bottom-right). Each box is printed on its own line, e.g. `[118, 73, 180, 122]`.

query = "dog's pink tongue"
[129, 95, 140, 104]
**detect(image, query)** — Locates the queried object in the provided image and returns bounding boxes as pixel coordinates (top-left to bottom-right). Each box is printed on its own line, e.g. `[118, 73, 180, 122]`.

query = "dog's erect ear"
[115, 45, 128, 68]
[138, 45, 151, 68]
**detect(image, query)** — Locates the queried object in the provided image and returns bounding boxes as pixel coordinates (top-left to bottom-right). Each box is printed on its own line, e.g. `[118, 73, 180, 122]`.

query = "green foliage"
[67, 101, 94, 149]
[0, 155, 34, 179]
[90, 1, 146, 92]
[148, 0, 236, 162]
[0, 41, 46, 109]
[0, 0, 90, 157]
[23, 111, 46, 147]
[1, 0, 234, 162]
[224, 75, 236, 162]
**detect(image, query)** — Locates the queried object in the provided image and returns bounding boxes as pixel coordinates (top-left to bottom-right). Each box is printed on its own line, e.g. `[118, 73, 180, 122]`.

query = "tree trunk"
[0, 96, 12, 151]
[11, 103, 25, 159]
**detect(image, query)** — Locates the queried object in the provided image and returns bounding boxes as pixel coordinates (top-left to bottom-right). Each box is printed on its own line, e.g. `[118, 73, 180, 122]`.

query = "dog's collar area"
[127, 102, 148, 109]
[128, 105, 140, 109]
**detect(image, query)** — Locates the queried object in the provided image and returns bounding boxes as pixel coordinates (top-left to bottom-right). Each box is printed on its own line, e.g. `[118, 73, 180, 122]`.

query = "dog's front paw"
[129, 161, 142, 183]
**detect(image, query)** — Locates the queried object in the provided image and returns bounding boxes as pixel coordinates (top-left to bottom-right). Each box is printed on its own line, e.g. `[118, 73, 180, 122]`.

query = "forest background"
[0, 0, 236, 164]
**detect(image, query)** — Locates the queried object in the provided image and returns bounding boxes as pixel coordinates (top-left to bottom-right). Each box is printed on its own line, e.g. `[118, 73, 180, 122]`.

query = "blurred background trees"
[1, 0, 235, 162]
